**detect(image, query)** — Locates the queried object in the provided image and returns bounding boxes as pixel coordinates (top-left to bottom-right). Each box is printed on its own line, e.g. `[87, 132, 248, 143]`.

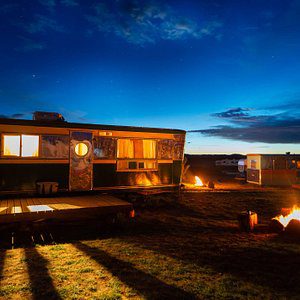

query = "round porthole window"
[75, 142, 88, 157]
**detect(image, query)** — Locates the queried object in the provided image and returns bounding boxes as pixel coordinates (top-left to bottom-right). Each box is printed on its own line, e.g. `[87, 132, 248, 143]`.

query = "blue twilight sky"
[1, 0, 300, 154]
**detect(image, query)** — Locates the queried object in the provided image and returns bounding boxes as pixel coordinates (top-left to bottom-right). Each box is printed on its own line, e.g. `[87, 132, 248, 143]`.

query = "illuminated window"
[75, 142, 88, 156]
[117, 139, 156, 159]
[2, 134, 39, 157]
[142, 140, 156, 158]
[3, 135, 20, 156]
[117, 139, 134, 158]
[22, 135, 39, 157]
[144, 161, 157, 169]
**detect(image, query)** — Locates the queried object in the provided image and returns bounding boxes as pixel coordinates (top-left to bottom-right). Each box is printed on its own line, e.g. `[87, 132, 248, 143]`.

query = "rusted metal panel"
[69, 131, 93, 191]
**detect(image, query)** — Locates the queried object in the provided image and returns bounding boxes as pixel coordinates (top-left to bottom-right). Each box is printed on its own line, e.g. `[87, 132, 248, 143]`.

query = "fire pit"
[270, 206, 300, 234]
[181, 176, 208, 191]
[194, 176, 204, 187]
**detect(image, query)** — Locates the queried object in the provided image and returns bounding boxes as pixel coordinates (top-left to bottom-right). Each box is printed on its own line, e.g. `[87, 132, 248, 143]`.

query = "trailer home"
[0, 113, 185, 194]
[246, 154, 300, 186]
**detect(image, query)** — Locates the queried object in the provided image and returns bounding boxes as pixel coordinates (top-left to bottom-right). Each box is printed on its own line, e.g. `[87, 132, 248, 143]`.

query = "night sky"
[1, 0, 300, 154]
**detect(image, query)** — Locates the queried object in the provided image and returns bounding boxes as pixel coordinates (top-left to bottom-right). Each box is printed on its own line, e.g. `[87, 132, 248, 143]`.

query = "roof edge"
[0, 118, 186, 134]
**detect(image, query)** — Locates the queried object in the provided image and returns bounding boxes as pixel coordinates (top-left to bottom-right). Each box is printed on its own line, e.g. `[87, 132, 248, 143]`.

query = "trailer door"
[69, 131, 93, 191]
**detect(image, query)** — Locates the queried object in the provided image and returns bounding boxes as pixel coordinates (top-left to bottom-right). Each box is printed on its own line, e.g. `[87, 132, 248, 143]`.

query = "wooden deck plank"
[67, 197, 98, 208]
[31, 197, 43, 205]
[80, 196, 115, 207]
[13, 199, 23, 214]
[94, 194, 117, 204]
[26, 197, 37, 206]
[0, 194, 132, 224]
[25, 197, 54, 213]
[20, 199, 30, 213]
[6, 199, 15, 215]
[0, 199, 8, 215]
[48, 197, 82, 210]
[106, 195, 129, 205]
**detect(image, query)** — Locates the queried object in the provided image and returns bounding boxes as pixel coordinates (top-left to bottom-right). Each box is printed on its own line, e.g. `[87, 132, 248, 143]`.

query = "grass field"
[1, 187, 300, 299]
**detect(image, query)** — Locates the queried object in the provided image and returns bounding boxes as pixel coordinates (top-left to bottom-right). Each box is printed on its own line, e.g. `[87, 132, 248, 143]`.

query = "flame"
[135, 173, 152, 186]
[273, 205, 300, 228]
[194, 176, 204, 187]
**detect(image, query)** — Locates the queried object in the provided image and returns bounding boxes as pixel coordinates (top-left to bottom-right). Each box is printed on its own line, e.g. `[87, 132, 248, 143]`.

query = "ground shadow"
[0, 249, 5, 281]
[119, 230, 300, 297]
[74, 241, 195, 299]
[25, 247, 62, 300]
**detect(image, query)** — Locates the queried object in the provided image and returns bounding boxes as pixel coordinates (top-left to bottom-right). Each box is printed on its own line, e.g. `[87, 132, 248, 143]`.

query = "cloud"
[0, 3, 18, 14]
[60, 0, 78, 7]
[190, 106, 300, 144]
[0, 113, 29, 119]
[38, 0, 56, 12]
[265, 96, 300, 111]
[86, 2, 222, 45]
[212, 107, 251, 119]
[25, 14, 65, 33]
[15, 37, 46, 52]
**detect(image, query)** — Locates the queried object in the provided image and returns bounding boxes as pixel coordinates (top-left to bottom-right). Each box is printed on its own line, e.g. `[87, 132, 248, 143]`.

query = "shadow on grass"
[74, 241, 195, 299]
[25, 247, 62, 300]
[0, 249, 5, 280]
[120, 231, 300, 297]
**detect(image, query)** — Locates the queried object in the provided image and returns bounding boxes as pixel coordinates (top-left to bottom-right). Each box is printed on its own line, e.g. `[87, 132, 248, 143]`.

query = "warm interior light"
[22, 135, 39, 157]
[194, 176, 204, 187]
[136, 173, 152, 186]
[75, 142, 88, 156]
[117, 139, 156, 158]
[3, 135, 20, 156]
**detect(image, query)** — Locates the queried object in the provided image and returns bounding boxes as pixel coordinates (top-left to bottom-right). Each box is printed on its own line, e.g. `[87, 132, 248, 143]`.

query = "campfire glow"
[194, 176, 204, 187]
[272, 205, 300, 228]
[136, 173, 152, 186]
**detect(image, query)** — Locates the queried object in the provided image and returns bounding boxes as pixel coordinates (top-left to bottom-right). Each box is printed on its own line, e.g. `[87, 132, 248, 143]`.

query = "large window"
[117, 139, 157, 171]
[117, 139, 156, 159]
[2, 134, 39, 157]
[117, 139, 134, 158]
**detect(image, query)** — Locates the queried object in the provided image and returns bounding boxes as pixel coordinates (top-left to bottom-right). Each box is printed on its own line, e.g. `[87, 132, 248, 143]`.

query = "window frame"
[117, 138, 157, 159]
[1, 133, 41, 158]
[116, 138, 158, 172]
[117, 159, 158, 172]
[40, 134, 69, 159]
[1, 133, 21, 157]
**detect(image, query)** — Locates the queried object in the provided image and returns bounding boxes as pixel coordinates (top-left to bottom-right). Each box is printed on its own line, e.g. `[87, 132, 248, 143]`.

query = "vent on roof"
[33, 111, 65, 122]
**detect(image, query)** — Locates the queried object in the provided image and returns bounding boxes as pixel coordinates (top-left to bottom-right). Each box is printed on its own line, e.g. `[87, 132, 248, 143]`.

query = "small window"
[144, 161, 156, 169]
[22, 135, 39, 157]
[75, 142, 88, 157]
[3, 135, 20, 156]
[250, 160, 257, 169]
[117, 160, 157, 171]
[128, 161, 137, 169]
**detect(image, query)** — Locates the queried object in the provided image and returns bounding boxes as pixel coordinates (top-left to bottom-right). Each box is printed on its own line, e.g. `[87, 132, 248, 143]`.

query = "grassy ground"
[1, 187, 300, 299]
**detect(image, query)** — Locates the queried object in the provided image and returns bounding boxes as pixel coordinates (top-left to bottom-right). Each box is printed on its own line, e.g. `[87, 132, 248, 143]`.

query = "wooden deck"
[0, 194, 133, 224]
